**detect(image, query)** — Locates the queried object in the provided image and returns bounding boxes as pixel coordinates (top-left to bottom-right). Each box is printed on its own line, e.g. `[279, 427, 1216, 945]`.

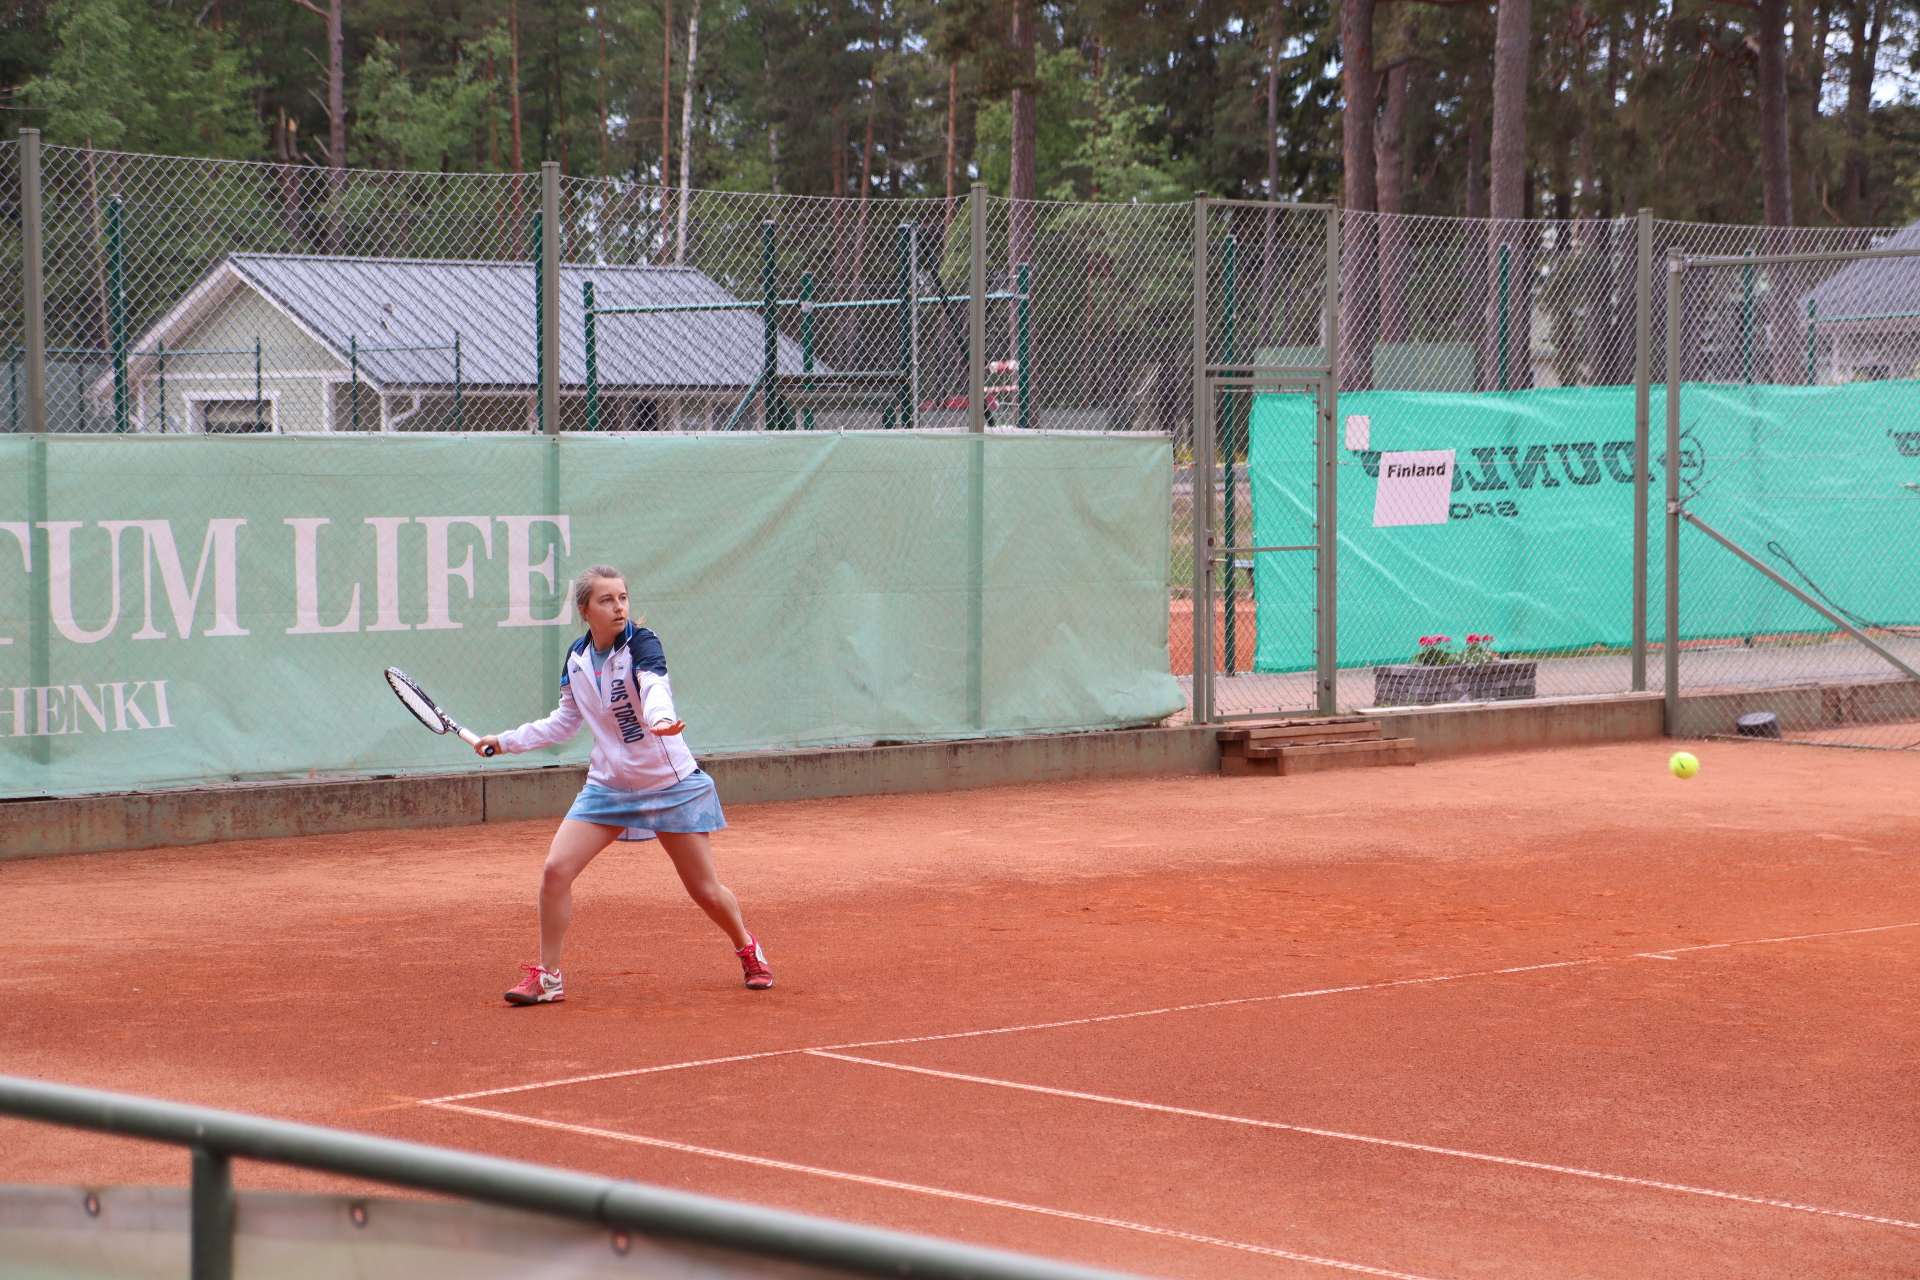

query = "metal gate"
[1664, 241, 1920, 748]
[1189, 197, 1340, 724]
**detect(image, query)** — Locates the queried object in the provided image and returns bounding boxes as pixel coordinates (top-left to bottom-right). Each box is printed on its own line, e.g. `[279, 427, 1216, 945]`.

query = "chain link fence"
[1319, 211, 1899, 720]
[6, 137, 1918, 743]
[1664, 239, 1920, 750]
[0, 142, 1194, 796]
[3, 145, 539, 433]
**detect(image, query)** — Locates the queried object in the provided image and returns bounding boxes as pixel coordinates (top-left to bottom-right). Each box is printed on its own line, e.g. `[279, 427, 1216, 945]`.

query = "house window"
[199, 399, 273, 433]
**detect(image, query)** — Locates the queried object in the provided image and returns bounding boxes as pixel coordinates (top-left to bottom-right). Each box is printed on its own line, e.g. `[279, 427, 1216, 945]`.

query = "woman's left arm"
[628, 629, 685, 734]
[637, 672, 684, 735]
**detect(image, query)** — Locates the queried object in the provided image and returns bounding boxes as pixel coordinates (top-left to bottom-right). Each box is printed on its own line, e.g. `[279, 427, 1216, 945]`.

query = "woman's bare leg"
[540, 819, 623, 970]
[658, 831, 752, 949]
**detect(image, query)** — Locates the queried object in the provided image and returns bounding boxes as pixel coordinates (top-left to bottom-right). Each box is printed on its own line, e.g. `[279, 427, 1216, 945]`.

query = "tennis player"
[475, 565, 772, 1004]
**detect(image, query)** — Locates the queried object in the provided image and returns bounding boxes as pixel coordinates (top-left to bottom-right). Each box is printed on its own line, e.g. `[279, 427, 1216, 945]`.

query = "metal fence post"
[29, 433, 49, 764]
[761, 219, 785, 430]
[893, 223, 911, 429]
[1219, 234, 1239, 677]
[909, 223, 922, 430]
[1664, 251, 1684, 734]
[1190, 191, 1212, 723]
[20, 128, 48, 434]
[1805, 299, 1817, 384]
[583, 281, 599, 431]
[1739, 249, 1755, 386]
[1317, 204, 1341, 717]
[453, 332, 464, 430]
[965, 189, 987, 729]
[532, 208, 545, 433]
[1015, 263, 1031, 431]
[540, 162, 561, 436]
[1631, 207, 1652, 692]
[108, 194, 128, 432]
[254, 339, 263, 432]
[968, 184, 986, 435]
[349, 335, 360, 432]
[190, 1146, 234, 1280]
[1495, 241, 1511, 393]
[799, 271, 816, 431]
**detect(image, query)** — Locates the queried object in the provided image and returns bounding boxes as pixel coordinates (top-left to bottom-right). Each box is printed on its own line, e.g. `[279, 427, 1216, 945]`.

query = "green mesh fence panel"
[0, 433, 1180, 798]
[1250, 380, 1920, 677]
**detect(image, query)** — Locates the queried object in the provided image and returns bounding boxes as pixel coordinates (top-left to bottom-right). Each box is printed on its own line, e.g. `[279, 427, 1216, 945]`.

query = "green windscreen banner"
[0, 433, 1182, 798]
[1250, 380, 1920, 673]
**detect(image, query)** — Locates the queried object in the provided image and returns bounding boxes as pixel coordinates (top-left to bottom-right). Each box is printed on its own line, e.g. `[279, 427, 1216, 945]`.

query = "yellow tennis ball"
[1669, 751, 1699, 779]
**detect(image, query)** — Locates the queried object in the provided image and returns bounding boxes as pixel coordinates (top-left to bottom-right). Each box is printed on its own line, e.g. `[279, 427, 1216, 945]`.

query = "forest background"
[0, 0, 1916, 230]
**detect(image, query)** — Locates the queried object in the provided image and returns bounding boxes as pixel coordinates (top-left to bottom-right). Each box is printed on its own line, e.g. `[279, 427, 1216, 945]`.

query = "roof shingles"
[227, 254, 814, 389]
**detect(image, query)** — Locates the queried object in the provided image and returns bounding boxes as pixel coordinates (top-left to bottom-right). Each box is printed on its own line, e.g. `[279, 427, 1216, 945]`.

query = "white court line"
[429, 1052, 797, 1104]
[422, 919, 1920, 1106]
[1644, 919, 1920, 956]
[422, 956, 1601, 1104]
[806, 1051, 1920, 1233]
[425, 1100, 1450, 1280]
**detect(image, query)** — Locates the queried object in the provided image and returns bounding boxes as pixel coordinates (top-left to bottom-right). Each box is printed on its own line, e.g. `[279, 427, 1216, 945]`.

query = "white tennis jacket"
[497, 623, 699, 793]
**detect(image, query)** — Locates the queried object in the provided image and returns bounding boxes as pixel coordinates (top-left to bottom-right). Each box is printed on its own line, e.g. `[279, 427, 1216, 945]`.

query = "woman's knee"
[541, 859, 579, 893]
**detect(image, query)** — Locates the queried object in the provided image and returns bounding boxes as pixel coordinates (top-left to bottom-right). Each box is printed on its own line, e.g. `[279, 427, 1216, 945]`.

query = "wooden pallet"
[1217, 717, 1417, 777]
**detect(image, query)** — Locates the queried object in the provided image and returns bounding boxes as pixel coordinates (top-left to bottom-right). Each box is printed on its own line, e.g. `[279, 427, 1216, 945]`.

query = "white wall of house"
[112, 281, 767, 434]
[125, 287, 345, 433]
[1824, 326, 1920, 384]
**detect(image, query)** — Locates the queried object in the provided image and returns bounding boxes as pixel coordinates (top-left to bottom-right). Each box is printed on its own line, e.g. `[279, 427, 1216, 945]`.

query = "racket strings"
[386, 668, 450, 733]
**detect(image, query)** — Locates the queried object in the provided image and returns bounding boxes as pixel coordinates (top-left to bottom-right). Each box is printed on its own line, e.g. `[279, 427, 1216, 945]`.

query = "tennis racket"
[384, 666, 496, 756]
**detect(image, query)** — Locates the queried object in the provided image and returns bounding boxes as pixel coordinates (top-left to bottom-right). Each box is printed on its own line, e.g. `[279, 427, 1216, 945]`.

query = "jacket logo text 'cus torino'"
[607, 678, 647, 744]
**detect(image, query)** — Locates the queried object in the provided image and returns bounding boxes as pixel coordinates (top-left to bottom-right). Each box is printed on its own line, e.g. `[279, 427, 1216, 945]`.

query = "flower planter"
[1372, 664, 1462, 707]
[1372, 659, 1537, 706]
[1460, 659, 1537, 701]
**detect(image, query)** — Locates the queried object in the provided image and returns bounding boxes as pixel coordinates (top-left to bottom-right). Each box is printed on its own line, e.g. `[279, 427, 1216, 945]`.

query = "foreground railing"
[0, 1074, 1148, 1280]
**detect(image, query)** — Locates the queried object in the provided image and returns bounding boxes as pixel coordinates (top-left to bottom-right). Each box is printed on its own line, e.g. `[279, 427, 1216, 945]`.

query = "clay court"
[3, 739, 1917, 1280]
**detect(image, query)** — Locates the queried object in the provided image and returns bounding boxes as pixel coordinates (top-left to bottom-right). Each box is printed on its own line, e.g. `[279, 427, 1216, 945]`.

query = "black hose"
[1763, 539, 1920, 637]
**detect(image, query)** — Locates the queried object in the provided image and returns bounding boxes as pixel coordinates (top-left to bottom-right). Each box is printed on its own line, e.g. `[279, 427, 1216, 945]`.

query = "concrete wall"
[1376, 692, 1665, 757]
[0, 693, 1671, 860]
[1671, 678, 1920, 738]
[0, 727, 1221, 860]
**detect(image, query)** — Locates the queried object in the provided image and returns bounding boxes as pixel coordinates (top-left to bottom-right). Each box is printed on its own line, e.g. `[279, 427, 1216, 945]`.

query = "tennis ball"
[1669, 751, 1699, 779]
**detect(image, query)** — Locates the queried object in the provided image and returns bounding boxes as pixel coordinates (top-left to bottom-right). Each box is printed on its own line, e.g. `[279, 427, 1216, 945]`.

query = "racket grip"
[457, 728, 497, 757]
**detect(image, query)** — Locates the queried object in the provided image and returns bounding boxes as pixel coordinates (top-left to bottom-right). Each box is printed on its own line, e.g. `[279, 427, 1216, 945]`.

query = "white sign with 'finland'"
[1373, 450, 1456, 527]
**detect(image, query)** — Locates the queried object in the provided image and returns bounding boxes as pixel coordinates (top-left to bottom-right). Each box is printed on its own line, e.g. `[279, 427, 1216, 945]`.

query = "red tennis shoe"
[736, 934, 773, 989]
[504, 963, 564, 1005]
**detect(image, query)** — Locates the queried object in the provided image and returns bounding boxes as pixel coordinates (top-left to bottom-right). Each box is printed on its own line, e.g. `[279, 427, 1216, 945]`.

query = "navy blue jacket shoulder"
[560, 622, 668, 687]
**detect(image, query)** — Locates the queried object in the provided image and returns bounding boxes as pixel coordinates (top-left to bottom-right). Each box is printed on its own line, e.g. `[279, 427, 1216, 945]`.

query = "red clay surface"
[2, 739, 1917, 1279]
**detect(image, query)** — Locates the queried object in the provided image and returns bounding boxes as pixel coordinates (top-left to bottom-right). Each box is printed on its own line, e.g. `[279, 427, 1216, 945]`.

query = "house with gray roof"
[97, 254, 817, 433]
[1801, 221, 1920, 383]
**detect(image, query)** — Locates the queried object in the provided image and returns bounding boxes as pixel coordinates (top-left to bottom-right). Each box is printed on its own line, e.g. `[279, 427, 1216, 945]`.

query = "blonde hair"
[572, 565, 630, 619]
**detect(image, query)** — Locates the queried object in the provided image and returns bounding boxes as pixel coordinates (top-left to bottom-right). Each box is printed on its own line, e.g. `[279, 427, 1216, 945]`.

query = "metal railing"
[0, 1073, 1151, 1280]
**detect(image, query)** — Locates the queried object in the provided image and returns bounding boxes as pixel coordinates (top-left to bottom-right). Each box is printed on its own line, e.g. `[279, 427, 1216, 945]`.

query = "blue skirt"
[565, 770, 727, 843]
